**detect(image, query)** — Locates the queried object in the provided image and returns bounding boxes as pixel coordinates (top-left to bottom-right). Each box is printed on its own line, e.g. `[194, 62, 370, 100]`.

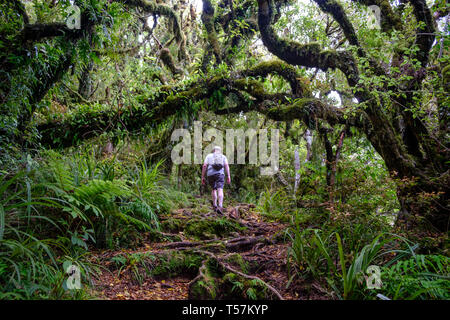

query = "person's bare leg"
[211, 189, 217, 207]
[217, 188, 224, 208]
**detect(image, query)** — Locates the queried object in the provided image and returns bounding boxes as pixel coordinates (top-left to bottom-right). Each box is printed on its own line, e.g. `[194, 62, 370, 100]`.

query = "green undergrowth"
[109, 251, 204, 284]
[0, 143, 191, 299]
[286, 213, 450, 300]
[189, 258, 270, 300]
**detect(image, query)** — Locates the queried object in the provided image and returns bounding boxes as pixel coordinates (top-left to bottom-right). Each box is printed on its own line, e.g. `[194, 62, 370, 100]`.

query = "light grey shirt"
[204, 153, 228, 176]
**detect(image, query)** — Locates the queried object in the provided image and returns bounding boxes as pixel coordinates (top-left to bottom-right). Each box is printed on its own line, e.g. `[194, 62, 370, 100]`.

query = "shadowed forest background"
[0, 0, 449, 300]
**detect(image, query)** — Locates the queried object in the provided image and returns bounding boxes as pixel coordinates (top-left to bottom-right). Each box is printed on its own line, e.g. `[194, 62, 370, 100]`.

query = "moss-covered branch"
[262, 98, 367, 129]
[313, 0, 361, 48]
[37, 74, 363, 148]
[3, 9, 95, 140]
[257, 0, 359, 86]
[17, 23, 83, 42]
[201, 0, 222, 64]
[239, 60, 309, 96]
[313, 0, 387, 75]
[160, 48, 183, 76]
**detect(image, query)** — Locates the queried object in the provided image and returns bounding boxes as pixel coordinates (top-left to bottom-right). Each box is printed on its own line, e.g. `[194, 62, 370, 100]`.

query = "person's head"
[212, 146, 221, 154]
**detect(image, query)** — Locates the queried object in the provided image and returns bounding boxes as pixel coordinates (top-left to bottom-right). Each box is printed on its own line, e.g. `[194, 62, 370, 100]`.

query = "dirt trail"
[89, 204, 326, 300]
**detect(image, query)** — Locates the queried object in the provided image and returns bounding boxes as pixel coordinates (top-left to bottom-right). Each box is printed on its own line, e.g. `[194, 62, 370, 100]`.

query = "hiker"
[201, 146, 231, 214]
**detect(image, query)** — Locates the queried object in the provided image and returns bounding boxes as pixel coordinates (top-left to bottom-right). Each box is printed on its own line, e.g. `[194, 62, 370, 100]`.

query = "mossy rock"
[190, 206, 211, 215]
[109, 252, 156, 271]
[161, 217, 186, 233]
[146, 229, 182, 242]
[184, 217, 246, 240]
[109, 251, 205, 282]
[161, 215, 245, 240]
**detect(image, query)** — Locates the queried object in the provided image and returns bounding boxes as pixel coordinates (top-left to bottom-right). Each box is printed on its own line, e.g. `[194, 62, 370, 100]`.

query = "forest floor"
[88, 201, 331, 300]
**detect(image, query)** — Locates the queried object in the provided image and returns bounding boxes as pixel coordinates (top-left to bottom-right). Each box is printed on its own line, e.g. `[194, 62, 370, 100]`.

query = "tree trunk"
[395, 171, 449, 232]
[369, 129, 450, 232]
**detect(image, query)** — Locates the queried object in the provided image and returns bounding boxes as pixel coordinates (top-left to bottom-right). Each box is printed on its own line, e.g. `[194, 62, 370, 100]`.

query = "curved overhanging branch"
[4, 0, 185, 138]
[239, 60, 308, 96]
[261, 98, 367, 129]
[257, 0, 359, 86]
[14, 1, 184, 48]
[37, 62, 365, 148]
[254, 0, 423, 179]
[313, 0, 361, 49]
[4, 9, 95, 138]
[313, 0, 387, 76]
[355, 0, 434, 66]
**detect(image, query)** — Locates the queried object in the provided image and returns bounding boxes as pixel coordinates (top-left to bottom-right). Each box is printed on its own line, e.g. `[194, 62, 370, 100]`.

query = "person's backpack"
[211, 153, 224, 170]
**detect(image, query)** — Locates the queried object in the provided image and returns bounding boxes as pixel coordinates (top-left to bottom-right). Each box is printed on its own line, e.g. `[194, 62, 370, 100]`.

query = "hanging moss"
[201, 0, 222, 64]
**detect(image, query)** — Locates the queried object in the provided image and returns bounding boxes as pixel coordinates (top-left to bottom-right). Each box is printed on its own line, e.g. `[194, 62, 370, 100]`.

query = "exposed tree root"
[187, 259, 209, 296]
[191, 249, 284, 300]
[158, 238, 219, 249]
[225, 235, 269, 252]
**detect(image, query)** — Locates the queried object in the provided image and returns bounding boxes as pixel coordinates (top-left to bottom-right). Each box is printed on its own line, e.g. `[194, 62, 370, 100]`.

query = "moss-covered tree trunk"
[372, 134, 449, 232]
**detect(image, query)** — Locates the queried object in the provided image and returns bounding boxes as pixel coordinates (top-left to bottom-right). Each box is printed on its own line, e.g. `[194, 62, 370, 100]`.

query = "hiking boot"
[212, 204, 218, 212]
[217, 206, 224, 215]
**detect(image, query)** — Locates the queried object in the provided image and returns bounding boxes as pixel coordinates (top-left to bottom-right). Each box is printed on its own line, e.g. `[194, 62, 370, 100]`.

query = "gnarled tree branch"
[257, 0, 359, 86]
[239, 60, 308, 96]
[313, 0, 361, 49]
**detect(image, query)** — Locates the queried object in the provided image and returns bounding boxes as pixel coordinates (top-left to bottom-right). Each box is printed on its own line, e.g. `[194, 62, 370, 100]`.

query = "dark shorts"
[207, 173, 225, 190]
